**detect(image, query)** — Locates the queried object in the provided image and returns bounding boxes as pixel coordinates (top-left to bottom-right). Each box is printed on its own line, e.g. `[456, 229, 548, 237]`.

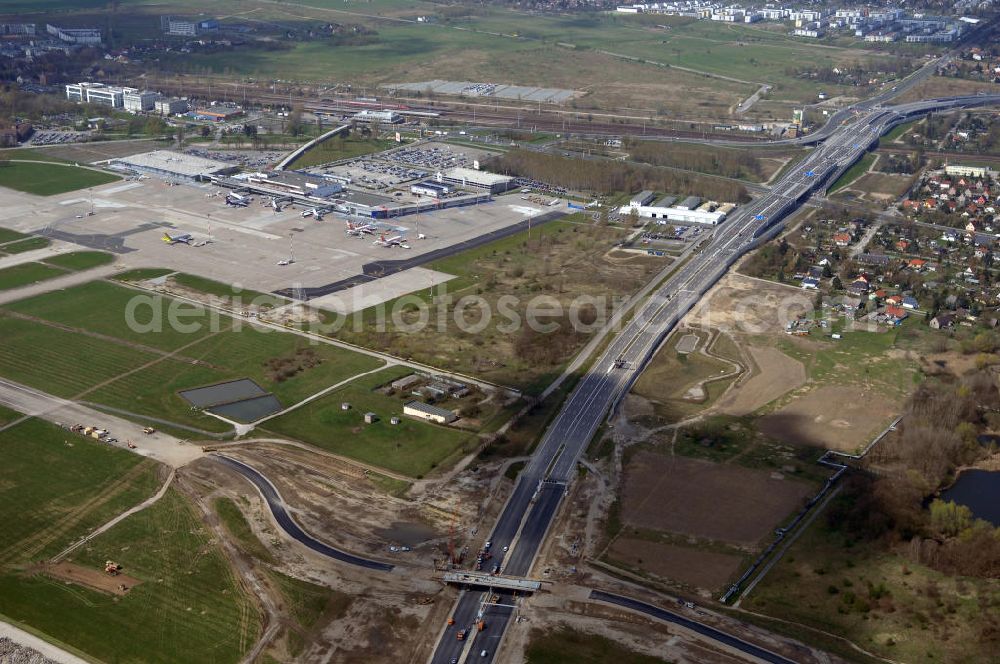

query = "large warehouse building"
[438, 167, 514, 195]
[620, 192, 733, 225]
[109, 150, 238, 182]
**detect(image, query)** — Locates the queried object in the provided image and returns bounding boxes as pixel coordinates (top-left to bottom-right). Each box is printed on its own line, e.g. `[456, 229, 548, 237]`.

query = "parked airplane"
[346, 220, 377, 236]
[302, 207, 326, 220]
[374, 232, 406, 247]
[162, 232, 194, 245]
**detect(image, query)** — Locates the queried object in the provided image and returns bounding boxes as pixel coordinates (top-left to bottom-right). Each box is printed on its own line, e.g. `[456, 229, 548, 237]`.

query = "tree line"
[830, 366, 1000, 579]
[623, 138, 765, 181]
[484, 149, 750, 203]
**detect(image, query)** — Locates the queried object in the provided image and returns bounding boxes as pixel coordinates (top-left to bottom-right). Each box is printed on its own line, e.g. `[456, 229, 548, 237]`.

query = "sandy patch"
[718, 345, 805, 415]
[688, 273, 813, 336]
[39, 561, 142, 596]
[758, 385, 898, 452]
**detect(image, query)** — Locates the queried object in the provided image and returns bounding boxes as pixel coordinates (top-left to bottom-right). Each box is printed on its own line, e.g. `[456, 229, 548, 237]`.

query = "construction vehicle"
[142, 427, 156, 435]
[105, 560, 121, 576]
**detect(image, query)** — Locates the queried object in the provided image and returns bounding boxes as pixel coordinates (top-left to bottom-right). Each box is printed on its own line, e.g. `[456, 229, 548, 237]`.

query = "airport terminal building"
[109, 150, 238, 182]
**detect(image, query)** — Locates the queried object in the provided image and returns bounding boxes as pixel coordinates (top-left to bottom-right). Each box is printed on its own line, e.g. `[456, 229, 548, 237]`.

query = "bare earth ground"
[37, 561, 142, 596]
[608, 538, 743, 590]
[717, 345, 805, 416]
[757, 384, 898, 452]
[31, 140, 161, 165]
[620, 451, 812, 548]
[843, 171, 913, 202]
[685, 273, 813, 336]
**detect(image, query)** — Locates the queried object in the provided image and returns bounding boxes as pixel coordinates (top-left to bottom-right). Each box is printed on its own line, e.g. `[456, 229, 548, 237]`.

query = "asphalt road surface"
[214, 454, 395, 572]
[428, 92, 1000, 664]
[589, 590, 799, 664]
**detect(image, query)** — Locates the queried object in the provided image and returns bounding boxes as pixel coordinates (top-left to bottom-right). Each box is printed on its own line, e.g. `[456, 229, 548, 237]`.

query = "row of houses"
[615, 3, 969, 42]
[900, 166, 1000, 230]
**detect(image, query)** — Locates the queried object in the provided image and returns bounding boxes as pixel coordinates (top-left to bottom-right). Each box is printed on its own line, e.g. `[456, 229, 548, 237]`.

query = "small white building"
[403, 400, 457, 425]
[352, 109, 402, 124]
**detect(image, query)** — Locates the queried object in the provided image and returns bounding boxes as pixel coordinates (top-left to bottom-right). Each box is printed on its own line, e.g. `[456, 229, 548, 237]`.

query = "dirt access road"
[0, 377, 204, 467]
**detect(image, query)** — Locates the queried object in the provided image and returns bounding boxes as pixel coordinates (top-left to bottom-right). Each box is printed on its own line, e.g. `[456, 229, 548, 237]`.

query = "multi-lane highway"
[428, 92, 1000, 664]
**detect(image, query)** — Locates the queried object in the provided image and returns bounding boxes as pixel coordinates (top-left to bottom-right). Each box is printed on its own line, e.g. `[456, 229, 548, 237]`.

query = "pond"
[940, 470, 1000, 527]
[179, 379, 267, 408]
[374, 521, 439, 548]
[209, 394, 283, 423]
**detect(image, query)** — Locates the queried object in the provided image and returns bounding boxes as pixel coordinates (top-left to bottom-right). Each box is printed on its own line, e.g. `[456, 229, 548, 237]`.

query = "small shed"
[364, 412, 377, 424]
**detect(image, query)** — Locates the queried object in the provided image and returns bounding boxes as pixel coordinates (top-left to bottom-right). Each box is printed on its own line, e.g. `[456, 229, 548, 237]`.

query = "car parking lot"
[185, 148, 284, 169]
[28, 130, 92, 146]
[310, 160, 428, 191]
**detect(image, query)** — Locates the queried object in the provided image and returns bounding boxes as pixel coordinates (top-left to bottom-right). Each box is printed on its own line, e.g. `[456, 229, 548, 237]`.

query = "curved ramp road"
[589, 590, 798, 664]
[214, 455, 394, 572]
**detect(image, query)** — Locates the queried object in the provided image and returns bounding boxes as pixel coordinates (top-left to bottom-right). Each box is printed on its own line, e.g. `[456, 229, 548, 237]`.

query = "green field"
[830, 152, 877, 193]
[0, 417, 161, 566]
[0, 226, 27, 244]
[171, 273, 288, 309]
[0, 161, 118, 196]
[0, 489, 259, 664]
[289, 134, 396, 169]
[0, 415, 257, 663]
[5, 281, 214, 352]
[744, 501, 1000, 664]
[0, 404, 19, 427]
[169, 7, 903, 103]
[0, 263, 66, 292]
[264, 367, 474, 477]
[214, 497, 276, 564]
[0, 315, 162, 398]
[0, 281, 383, 432]
[42, 251, 115, 271]
[631, 330, 737, 421]
[776, 322, 923, 400]
[268, 571, 351, 658]
[0, 148, 71, 163]
[1, 236, 50, 254]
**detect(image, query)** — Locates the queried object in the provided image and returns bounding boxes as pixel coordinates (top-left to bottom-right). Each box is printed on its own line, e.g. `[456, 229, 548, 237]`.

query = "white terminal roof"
[112, 150, 232, 178]
[442, 166, 511, 186]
